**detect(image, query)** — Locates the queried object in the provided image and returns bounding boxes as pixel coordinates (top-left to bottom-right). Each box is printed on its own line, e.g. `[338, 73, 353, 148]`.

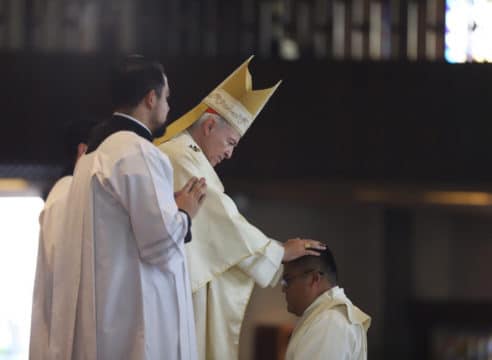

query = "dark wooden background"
[1, 53, 491, 186]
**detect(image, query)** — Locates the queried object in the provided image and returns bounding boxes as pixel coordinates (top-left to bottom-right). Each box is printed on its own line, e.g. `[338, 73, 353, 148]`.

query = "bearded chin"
[153, 123, 167, 138]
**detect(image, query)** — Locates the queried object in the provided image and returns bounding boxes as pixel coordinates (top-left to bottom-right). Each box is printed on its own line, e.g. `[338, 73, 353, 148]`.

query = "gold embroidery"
[189, 144, 201, 152]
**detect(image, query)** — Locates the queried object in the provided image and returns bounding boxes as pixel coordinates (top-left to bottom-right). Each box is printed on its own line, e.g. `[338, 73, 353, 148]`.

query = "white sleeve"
[237, 239, 284, 287]
[105, 144, 189, 268]
[292, 311, 356, 360]
[165, 147, 276, 278]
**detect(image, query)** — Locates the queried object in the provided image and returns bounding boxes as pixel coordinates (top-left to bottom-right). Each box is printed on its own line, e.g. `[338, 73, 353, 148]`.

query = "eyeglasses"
[281, 269, 324, 289]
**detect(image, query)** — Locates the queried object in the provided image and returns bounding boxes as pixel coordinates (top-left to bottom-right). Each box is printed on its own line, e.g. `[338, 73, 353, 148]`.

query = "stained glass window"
[445, 0, 492, 63]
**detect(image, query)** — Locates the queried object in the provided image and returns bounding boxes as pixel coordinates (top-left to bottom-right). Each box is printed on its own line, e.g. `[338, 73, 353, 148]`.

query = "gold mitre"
[154, 55, 281, 145]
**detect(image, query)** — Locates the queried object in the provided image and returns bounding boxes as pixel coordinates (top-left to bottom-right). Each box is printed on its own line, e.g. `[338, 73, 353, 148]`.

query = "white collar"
[113, 112, 152, 136]
[302, 286, 342, 316]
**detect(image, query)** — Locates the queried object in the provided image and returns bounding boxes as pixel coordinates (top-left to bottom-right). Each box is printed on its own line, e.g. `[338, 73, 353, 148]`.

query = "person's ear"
[310, 272, 322, 287]
[144, 89, 157, 109]
[76, 143, 88, 161]
[202, 116, 216, 136]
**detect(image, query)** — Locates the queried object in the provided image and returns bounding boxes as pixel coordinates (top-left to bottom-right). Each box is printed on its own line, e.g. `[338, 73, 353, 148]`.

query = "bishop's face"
[201, 118, 241, 167]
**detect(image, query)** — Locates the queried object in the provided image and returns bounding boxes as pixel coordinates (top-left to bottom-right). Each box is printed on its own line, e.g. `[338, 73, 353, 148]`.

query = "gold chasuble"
[156, 57, 283, 359]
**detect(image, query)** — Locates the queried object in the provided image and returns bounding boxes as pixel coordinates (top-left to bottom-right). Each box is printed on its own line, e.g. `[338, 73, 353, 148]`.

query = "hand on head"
[281, 244, 337, 316]
[175, 177, 207, 218]
[282, 238, 327, 263]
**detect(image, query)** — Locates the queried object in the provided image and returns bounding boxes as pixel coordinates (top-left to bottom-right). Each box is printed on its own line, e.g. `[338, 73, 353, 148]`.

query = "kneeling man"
[282, 248, 371, 360]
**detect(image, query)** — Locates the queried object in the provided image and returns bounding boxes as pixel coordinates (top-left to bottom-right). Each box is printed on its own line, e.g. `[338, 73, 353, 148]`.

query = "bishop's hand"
[282, 238, 327, 262]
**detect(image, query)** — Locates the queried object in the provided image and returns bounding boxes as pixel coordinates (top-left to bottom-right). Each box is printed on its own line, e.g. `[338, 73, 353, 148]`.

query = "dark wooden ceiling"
[1, 53, 492, 186]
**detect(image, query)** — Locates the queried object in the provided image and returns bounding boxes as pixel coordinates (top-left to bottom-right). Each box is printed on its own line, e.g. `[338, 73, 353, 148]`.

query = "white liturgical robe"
[159, 132, 285, 360]
[31, 129, 197, 360]
[285, 286, 371, 360]
[30, 176, 72, 359]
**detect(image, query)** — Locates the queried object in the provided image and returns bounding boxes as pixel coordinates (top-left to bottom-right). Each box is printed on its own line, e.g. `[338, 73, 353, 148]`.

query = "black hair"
[61, 115, 100, 175]
[111, 55, 166, 109]
[289, 247, 338, 285]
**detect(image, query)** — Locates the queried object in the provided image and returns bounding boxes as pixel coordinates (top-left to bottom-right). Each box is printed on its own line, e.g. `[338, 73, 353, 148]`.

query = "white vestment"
[30, 176, 72, 359]
[285, 286, 371, 360]
[31, 131, 197, 360]
[158, 132, 284, 360]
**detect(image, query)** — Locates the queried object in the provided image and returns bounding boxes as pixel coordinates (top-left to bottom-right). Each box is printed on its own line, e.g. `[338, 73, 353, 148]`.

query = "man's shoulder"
[320, 306, 353, 326]
[97, 131, 162, 158]
[300, 301, 353, 334]
[296, 306, 354, 347]
[44, 176, 73, 209]
[100, 130, 148, 148]
[48, 176, 72, 196]
[158, 135, 193, 156]
[91, 132, 172, 177]
[158, 135, 205, 168]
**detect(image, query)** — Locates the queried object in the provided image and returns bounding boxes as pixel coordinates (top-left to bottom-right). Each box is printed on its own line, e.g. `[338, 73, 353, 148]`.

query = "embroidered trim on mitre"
[203, 89, 253, 136]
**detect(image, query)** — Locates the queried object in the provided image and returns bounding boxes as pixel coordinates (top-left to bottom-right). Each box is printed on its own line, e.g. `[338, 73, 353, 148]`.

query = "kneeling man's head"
[282, 247, 337, 316]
